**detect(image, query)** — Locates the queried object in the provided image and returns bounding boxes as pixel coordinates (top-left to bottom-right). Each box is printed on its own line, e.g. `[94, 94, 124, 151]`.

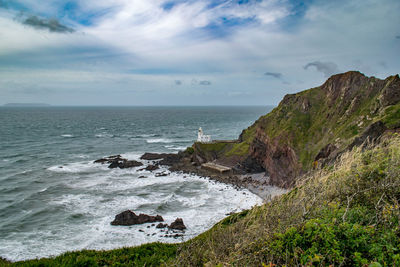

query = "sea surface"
[0, 106, 273, 261]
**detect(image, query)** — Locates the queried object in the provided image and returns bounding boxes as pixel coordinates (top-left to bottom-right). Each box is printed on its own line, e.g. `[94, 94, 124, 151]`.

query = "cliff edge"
[188, 71, 400, 188]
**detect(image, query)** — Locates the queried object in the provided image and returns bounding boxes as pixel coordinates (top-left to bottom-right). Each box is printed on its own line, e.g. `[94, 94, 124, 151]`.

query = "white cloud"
[0, 0, 399, 105]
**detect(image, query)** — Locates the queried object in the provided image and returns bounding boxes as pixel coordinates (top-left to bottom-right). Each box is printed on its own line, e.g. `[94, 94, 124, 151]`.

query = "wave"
[164, 145, 187, 151]
[135, 134, 160, 138]
[60, 134, 74, 138]
[47, 161, 99, 174]
[146, 138, 174, 143]
[95, 134, 114, 138]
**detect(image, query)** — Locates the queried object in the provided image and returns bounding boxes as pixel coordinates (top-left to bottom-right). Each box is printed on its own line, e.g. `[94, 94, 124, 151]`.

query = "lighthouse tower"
[197, 127, 211, 143]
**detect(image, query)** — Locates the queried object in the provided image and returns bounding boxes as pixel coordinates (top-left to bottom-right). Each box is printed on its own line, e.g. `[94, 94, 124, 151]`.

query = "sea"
[0, 106, 273, 261]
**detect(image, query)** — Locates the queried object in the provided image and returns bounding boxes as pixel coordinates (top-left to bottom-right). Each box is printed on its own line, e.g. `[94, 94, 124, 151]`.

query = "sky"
[0, 0, 399, 106]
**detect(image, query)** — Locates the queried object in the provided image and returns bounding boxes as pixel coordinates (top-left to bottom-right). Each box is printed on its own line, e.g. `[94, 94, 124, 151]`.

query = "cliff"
[191, 71, 400, 188]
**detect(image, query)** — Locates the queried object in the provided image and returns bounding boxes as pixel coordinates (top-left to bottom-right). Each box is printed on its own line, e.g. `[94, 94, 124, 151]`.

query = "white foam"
[165, 145, 186, 151]
[61, 134, 73, 138]
[47, 161, 101, 174]
[3, 159, 269, 262]
[95, 134, 114, 138]
[136, 134, 159, 138]
[146, 138, 174, 143]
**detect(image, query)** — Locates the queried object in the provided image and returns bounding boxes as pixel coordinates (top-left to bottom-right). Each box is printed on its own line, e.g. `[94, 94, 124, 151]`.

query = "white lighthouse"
[197, 127, 211, 143]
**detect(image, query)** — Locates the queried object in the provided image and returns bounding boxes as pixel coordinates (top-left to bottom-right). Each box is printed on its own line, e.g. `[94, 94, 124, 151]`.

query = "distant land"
[3, 103, 51, 107]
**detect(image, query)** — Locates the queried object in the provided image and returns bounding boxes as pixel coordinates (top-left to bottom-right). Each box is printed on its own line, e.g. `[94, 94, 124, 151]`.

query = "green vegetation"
[185, 146, 194, 154]
[175, 134, 400, 266]
[5, 243, 177, 267]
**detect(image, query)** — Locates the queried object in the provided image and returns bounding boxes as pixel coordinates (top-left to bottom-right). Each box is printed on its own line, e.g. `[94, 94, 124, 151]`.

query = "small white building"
[197, 127, 211, 143]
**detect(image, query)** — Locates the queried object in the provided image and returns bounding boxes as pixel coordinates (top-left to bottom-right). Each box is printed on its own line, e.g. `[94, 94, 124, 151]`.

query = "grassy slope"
[175, 134, 400, 266]
[7, 134, 400, 266]
[2, 243, 177, 267]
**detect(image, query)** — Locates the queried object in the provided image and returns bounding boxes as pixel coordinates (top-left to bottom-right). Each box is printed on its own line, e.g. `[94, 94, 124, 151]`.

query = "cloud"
[303, 61, 339, 77]
[174, 80, 182, 85]
[199, 80, 211, 85]
[264, 72, 282, 79]
[22, 16, 75, 33]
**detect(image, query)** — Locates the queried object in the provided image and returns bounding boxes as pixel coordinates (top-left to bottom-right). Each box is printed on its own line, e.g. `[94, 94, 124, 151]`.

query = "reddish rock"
[110, 210, 164, 226]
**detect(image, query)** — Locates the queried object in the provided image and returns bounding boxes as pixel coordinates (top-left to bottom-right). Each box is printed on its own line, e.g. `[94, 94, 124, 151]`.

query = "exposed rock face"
[110, 210, 164, 226]
[380, 75, 400, 107]
[250, 129, 302, 188]
[315, 143, 338, 161]
[349, 121, 387, 149]
[169, 218, 186, 230]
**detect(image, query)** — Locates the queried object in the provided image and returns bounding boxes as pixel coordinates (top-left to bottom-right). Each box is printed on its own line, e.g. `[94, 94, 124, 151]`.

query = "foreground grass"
[4, 135, 400, 266]
[2, 243, 177, 267]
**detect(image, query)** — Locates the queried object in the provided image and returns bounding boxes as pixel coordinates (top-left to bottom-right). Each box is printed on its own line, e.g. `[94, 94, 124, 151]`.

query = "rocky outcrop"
[145, 164, 159, 171]
[140, 152, 185, 166]
[140, 153, 170, 160]
[94, 155, 143, 169]
[110, 210, 164, 226]
[169, 218, 186, 230]
[250, 129, 302, 188]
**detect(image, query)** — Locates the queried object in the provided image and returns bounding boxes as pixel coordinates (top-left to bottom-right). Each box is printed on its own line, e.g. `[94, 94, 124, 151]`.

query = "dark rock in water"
[140, 153, 170, 160]
[109, 159, 143, 169]
[94, 155, 123, 164]
[169, 218, 186, 230]
[138, 176, 147, 178]
[94, 158, 108, 164]
[159, 154, 182, 166]
[94, 155, 143, 169]
[119, 160, 143, 168]
[156, 223, 168, 229]
[140, 152, 184, 166]
[145, 164, 159, 171]
[155, 172, 169, 177]
[108, 160, 121, 169]
[111, 210, 164, 226]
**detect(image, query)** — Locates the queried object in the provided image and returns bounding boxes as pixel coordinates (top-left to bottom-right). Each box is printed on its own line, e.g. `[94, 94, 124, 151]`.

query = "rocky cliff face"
[245, 71, 400, 188]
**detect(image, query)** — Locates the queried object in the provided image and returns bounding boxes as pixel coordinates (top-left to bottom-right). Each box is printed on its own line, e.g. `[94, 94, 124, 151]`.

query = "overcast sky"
[0, 0, 399, 106]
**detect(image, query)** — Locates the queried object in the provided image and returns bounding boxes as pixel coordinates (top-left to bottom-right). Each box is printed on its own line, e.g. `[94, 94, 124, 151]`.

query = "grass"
[4, 243, 177, 267]
[174, 134, 400, 266]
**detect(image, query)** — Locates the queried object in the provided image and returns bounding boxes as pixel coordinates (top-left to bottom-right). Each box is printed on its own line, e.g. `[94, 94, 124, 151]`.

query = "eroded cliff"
[191, 71, 400, 188]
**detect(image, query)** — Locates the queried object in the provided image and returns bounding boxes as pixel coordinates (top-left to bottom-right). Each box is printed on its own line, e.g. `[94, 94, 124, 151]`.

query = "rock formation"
[169, 218, 186, 230]
[110, 210, 164, 226]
